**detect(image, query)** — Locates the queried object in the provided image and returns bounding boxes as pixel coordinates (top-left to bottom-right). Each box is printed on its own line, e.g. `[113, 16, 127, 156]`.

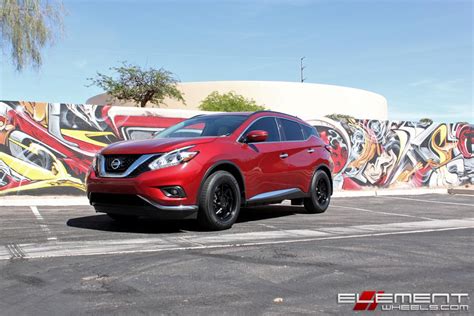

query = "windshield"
[155, 115, 248, 138]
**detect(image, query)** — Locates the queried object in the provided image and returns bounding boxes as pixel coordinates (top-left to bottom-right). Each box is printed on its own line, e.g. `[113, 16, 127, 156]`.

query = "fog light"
[161, 186, 186, 198]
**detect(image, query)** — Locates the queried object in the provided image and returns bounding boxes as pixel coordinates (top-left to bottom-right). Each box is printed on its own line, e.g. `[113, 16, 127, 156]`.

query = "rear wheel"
[304, 170, 331, 213]
[198, 171, 241, 230]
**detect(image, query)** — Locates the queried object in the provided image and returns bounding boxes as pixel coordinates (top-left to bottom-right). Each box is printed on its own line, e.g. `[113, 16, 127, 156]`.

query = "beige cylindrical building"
[87, 81, 388, 120]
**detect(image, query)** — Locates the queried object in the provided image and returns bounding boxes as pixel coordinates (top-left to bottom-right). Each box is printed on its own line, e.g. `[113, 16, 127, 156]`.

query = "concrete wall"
[87, 81, 389, 120]
[0, 101, 471, 196]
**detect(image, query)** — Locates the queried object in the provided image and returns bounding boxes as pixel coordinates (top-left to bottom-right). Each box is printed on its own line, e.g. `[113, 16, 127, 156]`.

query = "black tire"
[107, 214, 138, 222]
[198, 171, 241, 230]
[304, 170, 331, 214]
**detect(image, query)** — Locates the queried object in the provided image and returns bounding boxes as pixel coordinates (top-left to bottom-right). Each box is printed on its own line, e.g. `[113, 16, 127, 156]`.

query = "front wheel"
[304, 170, 331, 214]
[198, 171, 241, 230]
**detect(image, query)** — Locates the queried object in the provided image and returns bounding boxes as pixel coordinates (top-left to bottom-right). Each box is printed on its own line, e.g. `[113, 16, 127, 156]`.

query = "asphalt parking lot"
[0, 193, 472, 315]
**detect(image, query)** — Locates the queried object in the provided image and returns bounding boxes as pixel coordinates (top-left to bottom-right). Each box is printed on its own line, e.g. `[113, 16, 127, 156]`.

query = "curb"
[332, 188, 447, 198]
[447, 188, 474, 195]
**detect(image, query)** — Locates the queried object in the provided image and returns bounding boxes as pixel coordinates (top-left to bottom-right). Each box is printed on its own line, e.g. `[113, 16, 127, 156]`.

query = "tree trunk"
[140, 91, 154, 107]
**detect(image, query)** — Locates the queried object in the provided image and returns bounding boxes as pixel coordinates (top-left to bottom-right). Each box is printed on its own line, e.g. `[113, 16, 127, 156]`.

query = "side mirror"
[245, 130, 268, 143]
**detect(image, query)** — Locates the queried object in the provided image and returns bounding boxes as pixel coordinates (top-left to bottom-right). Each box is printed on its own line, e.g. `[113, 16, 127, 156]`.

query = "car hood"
[101, 137, 218, 155]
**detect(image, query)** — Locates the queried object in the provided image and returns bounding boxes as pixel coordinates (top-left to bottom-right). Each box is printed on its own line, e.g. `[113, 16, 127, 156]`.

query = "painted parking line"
[330, 204, 437, 221]
[1, 217, 472, 260]
[452, 194, 474, 197]
[2, 197, 89, 207]
[379, 196, 474, 207]
[6, 244, 25, 259]
[30, 206, 57, 241]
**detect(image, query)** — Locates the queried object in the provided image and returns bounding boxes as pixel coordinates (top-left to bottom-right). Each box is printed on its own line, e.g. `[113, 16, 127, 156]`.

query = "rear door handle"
[307, 148, 315, 153]
[280, 153, 288, 159]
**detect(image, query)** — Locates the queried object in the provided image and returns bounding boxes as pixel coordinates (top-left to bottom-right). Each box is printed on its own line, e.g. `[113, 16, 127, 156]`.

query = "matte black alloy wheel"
[198, 170, 241, 230]
[316, 178, 328, 204]
[212, 183, 236, 221]
[303, 169, 331, 214]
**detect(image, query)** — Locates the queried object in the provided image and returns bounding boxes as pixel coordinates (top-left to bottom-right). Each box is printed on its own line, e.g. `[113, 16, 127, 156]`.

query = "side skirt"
[245, 188, 308, 206]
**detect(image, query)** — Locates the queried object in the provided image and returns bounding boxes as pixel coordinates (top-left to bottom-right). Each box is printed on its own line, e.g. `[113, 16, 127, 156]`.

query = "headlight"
[149, 146, 199, 170]
[91, 154, 99, 172]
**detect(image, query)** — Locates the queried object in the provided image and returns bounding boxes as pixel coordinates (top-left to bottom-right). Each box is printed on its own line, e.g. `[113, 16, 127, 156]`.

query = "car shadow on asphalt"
[66, 204, 306, 234]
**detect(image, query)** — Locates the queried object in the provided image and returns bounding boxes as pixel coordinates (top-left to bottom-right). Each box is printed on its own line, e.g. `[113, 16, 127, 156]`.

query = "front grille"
[90, 193, 149, 207]
[104, 155, 141, 173]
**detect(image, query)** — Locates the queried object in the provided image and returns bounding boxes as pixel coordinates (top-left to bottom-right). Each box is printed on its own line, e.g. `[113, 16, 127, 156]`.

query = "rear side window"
[302, 124, 319, 138]
[279, 118, 304, 141]
[243, 117, 280, 142]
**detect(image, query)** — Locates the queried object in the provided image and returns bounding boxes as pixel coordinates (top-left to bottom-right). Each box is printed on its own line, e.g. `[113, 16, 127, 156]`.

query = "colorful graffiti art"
[0, 101, 184, 195]
[0, 100, 472, 195]
[310, 118, 473, 190]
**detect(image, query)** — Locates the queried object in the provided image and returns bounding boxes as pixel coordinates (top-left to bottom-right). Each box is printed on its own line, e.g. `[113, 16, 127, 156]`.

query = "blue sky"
[1, 0, 472, 122]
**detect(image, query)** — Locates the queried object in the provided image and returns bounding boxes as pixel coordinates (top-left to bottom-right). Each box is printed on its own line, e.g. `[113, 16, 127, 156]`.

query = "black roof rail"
[251, 110, 300, 119]
[189, 111, 300, 120]
[188, 114, 206, 119]
[190, 112, 253, 119]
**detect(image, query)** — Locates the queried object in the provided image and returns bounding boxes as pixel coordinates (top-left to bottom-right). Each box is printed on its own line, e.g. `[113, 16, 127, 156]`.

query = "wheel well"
[317, 165, 333, 195]
[204, 163, 246, 201]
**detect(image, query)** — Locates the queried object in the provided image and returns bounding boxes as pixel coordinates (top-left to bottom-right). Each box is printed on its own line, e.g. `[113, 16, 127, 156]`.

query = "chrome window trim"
[98, 153, 158, 178]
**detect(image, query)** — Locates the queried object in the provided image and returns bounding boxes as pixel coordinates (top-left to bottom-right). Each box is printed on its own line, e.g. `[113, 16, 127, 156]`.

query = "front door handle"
[280, 153, 289, 159]
[307, 148, 315, 153]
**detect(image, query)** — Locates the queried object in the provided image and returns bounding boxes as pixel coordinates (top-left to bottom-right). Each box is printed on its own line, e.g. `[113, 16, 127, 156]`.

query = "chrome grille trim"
[97, 154, 158, 178]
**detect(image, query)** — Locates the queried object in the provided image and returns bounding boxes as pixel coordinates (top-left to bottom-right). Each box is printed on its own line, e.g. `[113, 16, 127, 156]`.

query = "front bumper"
[86, 162, 203, 219]
[90, 192, 198, 219]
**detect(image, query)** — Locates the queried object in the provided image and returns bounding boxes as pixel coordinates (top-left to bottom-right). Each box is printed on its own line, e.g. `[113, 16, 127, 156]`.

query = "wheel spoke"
[316, 179, 328, 204]
[212, 183, 235, 221]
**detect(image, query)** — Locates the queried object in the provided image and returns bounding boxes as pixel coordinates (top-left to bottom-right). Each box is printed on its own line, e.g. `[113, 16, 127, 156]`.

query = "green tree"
[199, 91, 265, 112]
[325, 113, 355, 122]
[88, 62, 185, 108]
[0, 0, 65, 71]
[420, 117, 433, 125]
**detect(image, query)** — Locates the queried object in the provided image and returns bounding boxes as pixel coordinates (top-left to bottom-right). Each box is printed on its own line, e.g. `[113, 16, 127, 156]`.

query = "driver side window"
[243, 117, 280, 142]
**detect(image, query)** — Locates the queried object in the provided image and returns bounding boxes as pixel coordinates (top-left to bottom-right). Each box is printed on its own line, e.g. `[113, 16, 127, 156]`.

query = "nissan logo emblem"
[110, 158, 122, 170]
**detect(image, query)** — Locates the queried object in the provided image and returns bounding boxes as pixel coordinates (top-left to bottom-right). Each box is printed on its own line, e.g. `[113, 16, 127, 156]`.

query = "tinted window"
[302, 124, 319, 139]
[243, 117, 280, 142]
[155, 115, 247, 138]
[279, 118, 304, 141]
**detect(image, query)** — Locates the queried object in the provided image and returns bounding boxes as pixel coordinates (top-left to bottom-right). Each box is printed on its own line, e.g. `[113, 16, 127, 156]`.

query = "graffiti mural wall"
[310, 118, 473, 190]
[0, 101, 185, 195]
[0, 100, 472, 195]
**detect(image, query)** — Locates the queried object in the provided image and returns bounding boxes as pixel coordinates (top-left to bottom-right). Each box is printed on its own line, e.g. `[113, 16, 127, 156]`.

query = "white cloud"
[408, 78, 465, 92]
[409, 79, 435, 87]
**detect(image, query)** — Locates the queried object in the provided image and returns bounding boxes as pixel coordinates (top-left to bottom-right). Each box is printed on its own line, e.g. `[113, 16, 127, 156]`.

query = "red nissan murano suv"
[86, 111, 333, 230]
